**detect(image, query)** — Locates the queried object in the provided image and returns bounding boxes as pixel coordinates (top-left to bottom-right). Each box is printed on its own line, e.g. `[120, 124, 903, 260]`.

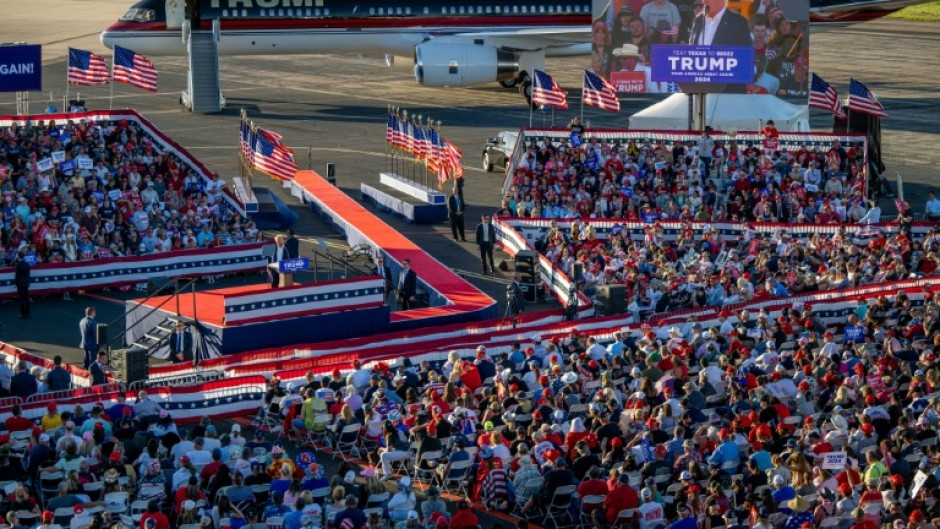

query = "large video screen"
[591, 0, 809, 96]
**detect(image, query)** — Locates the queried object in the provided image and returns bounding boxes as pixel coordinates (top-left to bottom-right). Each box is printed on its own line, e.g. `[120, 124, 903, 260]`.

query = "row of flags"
[532, 68, 620, 113]
[67, 47, 158, 92]
[809, 74, 887, 118]
[385, 110, 463, 189]
[532, 69, 888, 121]
[239, 110, 298, 181]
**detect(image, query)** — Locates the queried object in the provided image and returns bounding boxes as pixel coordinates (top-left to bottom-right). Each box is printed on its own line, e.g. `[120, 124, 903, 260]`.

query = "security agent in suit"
[372, 255, 394, 301]
[89, 351, 108, 386]
[269, 234, 297, 288]
[285, 229, 300, 259]
[396, 259, 417, 310]
[509, 272, 527, 316]
[170, 321, 195, 364]
[475, 214, 497, 275]
[447, 190, 467, 242]
[687, 0, 752, 93]
[14, 249, 30, 319]
[79, 307, 98, 368]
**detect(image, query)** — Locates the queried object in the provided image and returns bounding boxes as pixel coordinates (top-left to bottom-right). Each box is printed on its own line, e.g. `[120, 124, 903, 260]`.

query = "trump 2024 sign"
[0, 44, 42, 92]
[651, 46, 754, 84]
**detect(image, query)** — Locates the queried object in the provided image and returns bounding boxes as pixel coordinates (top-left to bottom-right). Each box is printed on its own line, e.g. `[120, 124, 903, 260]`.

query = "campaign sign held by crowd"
[278, 257, 309, 274]
[821, 451, 847, 470]
[0, 44, 42, 92]
[651, 46, 753, 84]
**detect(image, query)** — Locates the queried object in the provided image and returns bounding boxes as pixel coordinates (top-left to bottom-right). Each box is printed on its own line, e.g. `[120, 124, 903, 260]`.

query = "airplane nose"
[100, 25, 120, 49]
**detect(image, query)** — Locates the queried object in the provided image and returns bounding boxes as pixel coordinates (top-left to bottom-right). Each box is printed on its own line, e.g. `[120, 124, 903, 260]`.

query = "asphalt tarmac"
[2, 5, 940, 363]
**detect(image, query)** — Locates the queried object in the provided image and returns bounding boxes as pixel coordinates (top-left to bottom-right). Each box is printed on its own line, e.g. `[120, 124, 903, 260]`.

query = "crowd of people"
[537, 212, 935, 312]
[501, 125, 882, 226]
[4, 289, 940, 529]
[0, 119, 259, 267]
[498, 126, 932, 312]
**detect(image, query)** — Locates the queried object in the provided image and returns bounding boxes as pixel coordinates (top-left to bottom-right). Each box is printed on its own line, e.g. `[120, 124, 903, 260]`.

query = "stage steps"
[129, 315, 192, 352]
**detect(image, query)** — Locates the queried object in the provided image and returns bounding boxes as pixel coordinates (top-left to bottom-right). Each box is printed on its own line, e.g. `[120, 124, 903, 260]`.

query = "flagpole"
[424, 117, 432, 189]
[109, 48, 115, 110]
[580, 92, 585, 123]
[64, 54, 70, 114]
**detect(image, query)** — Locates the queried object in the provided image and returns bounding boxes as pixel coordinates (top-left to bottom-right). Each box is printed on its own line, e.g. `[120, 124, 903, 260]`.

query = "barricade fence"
[0, 375, 267, 425]
[0, 242, 271, 299]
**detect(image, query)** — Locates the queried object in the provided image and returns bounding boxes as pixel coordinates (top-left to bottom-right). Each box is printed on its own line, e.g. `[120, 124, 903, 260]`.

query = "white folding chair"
[334, 424, 362, 460]
[440, 459, 473, 497]
[412, 450, 443, 484]
[580, 495, 605, 529]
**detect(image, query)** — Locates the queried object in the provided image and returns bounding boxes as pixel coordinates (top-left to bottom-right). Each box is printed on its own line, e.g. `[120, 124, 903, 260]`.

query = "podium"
[267, 263, 294, 288]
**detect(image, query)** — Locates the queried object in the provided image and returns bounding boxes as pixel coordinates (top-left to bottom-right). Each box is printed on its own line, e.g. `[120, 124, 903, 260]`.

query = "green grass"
[888, 0, 940, 21]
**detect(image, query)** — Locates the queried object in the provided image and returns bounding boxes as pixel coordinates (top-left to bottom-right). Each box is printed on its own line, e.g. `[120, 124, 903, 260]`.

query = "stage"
[124, 276, 389, 358]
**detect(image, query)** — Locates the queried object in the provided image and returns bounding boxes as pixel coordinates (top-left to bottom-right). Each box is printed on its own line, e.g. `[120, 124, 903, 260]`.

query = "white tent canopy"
[628, 93, 810, 132]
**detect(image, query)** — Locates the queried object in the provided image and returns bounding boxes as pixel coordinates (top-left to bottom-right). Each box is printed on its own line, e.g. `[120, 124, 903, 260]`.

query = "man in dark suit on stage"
[447, 190, 467, 242]
[79, 307, 98, 368]
[170, 321, 195, 364]
[397, 259, 417, 310]
[475, 214, 497, 275]
[687, 0, 752, 93]
[373, 255, 394, 301]
[270, 234, 297, 288]
[285, 229, 300, 259]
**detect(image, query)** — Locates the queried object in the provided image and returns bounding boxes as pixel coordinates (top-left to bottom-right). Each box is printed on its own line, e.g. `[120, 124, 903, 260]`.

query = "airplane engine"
[413, 43, 518, 87]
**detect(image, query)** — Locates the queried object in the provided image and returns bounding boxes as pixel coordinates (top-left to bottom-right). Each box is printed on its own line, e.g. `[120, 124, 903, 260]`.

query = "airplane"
[101, 0, 928, 92]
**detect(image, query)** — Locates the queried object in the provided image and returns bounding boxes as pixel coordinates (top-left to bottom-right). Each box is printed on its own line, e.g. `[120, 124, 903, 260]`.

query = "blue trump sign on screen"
[0, 45, 42, 92]
[650, 45, 754, 85]
[279, 257, 309, 274]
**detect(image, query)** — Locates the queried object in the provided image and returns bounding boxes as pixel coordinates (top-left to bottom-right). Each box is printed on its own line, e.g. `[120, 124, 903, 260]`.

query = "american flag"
[68, 48, 110, 86]
[582, 70, 620, 113]
[848, 78, 887, 118]
[401, 119, 416, 155]
[445, 139, 463, 178]
[531, 69, 568, 110]
[113, 46, 158, 92]
[239, 113, 253, 163]
[252, 131, 297, 181]
[412, 122, 428, 160]
[808, 73, 845, 118]
[426, 127, 442, 174]
[385, 112, 396, 145]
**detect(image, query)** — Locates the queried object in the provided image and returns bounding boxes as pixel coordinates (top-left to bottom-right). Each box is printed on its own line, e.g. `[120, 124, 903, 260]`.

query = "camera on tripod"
[564, 285, 579, 321]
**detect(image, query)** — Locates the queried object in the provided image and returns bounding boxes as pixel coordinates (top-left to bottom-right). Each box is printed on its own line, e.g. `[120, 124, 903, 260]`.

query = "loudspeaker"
[515, 250, 538, 284]
[572, 262, 584, 282]
[595, 284, 626, 315]
[115, 346, 149, 385]
[326, 163, 336, 186]
[96, 324, 108, 349]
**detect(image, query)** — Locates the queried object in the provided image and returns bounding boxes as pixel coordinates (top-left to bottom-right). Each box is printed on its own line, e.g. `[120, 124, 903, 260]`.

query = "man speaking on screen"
[689, 0, 752, 46]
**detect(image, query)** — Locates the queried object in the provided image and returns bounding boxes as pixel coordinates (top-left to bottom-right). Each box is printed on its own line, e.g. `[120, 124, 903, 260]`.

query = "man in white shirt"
[857, 199, 882, 225]
[171, 429, 195, 466]
[185, 437, 213, 468]
[586, 337, 607, 361]
[926, 192, 940, 221]
[637, 488, 665, 529]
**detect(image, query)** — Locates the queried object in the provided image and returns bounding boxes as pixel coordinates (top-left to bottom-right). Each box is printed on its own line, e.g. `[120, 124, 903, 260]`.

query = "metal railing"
[128, 369, 223, 390]
[106, 277, 199, 354]
[23, 382, 125, 404]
